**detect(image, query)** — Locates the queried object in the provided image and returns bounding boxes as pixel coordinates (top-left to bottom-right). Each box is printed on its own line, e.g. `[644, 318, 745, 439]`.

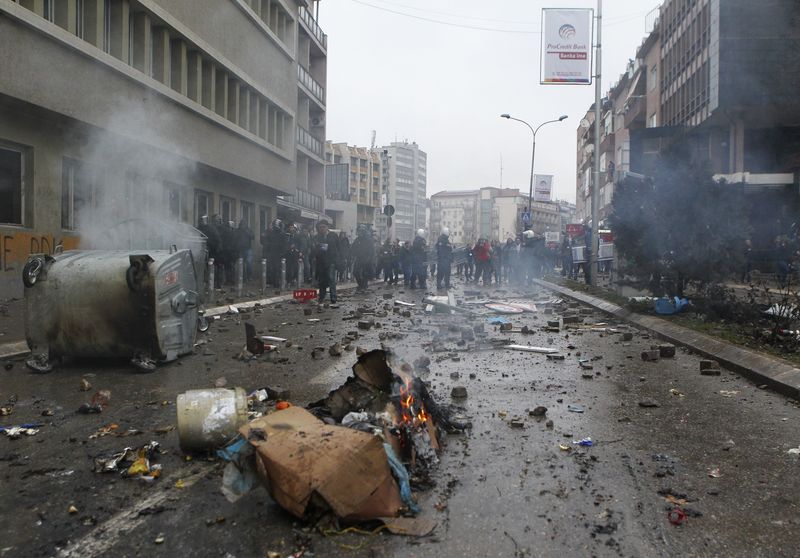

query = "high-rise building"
[324, 141, 381, 235]
[0, 0, 326, 295]
[382, 141, 426, 241]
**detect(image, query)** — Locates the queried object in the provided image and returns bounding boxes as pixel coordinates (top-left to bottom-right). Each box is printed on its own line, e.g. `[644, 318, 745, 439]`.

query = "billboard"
[533, 174, 553, 202]
[541, 8, 593, 85]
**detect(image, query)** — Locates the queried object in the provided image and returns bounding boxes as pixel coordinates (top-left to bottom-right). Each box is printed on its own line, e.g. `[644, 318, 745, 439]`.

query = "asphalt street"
[1, 276, 799, 557]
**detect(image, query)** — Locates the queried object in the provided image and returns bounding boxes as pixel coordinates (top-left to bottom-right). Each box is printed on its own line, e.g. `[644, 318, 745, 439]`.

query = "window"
[220, 196, 236, 224]
[648, 113, 658, 128]
[164, 182, 188, 223]
[240, 201, 255, 228]
[75, 0, 84, 39]
[43, 0, 54, 22]
[103, 0, 111, 52]
[194, 190, 213, 226]
[61, 158, 97, 231]
[0, 146, 24, 225]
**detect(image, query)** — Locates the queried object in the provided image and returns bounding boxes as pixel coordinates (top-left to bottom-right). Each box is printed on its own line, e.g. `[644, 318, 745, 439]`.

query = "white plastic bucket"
[177, 388, 248, 452]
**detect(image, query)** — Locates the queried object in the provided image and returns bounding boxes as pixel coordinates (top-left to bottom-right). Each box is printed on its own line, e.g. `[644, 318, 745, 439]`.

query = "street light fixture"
[500, 113, 568, 230]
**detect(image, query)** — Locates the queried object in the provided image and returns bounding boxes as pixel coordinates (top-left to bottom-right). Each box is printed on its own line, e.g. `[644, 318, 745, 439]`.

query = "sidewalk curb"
[534, 279, 800, 400]
[0, 284, 358, 361]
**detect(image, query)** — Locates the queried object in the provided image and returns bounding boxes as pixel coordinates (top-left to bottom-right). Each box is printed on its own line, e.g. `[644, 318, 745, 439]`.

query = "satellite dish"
[580, 118, 591, 129]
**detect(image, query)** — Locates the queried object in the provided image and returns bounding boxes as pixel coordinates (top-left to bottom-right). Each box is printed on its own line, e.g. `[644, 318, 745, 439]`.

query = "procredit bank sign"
[540, 8, 594, 85]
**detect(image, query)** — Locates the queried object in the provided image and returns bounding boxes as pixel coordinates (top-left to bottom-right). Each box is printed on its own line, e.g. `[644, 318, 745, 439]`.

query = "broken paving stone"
[701, 368, 721, 376]
[529, 406, 547, 417]
[638, 399, 660, 408]
[658, 344, 676, 358]
[641, 350, 660, 362]
[700, 359, 720, 371]
[509, 417, 525, 428]
[357, 320, 374, 330]
[545, 419, 554, 428]
[621, 332, 634, 342]
[562, 315, 583, 324]
[451, 386, 468, 399]
[214, 377, 227, 388]
[449, 372, 460, 380]
[266, 387, 291, 401]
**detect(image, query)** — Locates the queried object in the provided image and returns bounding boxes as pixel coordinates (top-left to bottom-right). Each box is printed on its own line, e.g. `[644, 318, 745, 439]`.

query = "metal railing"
[296, 125, 323, 158]
[297, 64, 325, 105]
[284, 188, 323, 212]
[299, 7, 327, 49]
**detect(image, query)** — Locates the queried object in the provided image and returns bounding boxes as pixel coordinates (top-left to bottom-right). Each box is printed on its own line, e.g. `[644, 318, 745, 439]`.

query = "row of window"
[13, 0, 292, 150]
[660, 3, 710, 90]
[662, 61, 710, 126]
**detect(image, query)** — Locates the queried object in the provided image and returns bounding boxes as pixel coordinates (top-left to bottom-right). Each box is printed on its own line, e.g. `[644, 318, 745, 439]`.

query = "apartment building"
[0, 0, 326, 295]
[324, 141, 381, 235]
[430, 187, 564, 244]
[383, 141, 426, 241]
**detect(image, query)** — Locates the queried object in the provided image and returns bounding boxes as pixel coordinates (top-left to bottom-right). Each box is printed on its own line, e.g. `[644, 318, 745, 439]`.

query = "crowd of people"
[198, 214, 576, 303]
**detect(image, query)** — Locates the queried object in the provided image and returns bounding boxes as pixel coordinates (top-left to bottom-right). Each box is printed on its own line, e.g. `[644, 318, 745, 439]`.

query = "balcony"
[599, 131, 615, 155]
[283, 188, 323, 212]
[299, 7, 327, 51]
[297, 64, 326, 107]
[624, 95, 647, 129]
[297, 125, 323, 159]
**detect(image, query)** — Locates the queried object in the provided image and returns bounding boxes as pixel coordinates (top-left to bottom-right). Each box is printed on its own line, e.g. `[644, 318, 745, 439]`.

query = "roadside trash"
[509, 417, 525, 428]
[573, 437, 593, 447]
[79, 378, 92, 392]
[94, 441, 160, 477]
[638, 399, 660, 408]
[641, 350, 660, 362]
[154, 534, 166, 544]
[0, 407, 12, 416]
[78, 390, 112, 414]
[487, 316, 511, 325]
[506, 302, 538, 313]
[25, 353, 53, 373]
[558, 444, 571, 451]
[216, 437, 258, 503]
[719, 390, 739, 398]
[667, 507, 687, 526]
[275, 401, 292, 410]
[669, 389, 684, 397]
[1, 424, 41, 438]
[659, 344, 676, 358]
[708, 467, 722, 478]
[227, 305, 239, 315]
[764, 303, 797, 318]
[485, 303, 524, 314]
[68, 505, 78, 514]
[177, 388, 248, 452]
[214, 377, 227, 388]
[547, 354, 566, 361]
[88, 424, 119, 439]
[244, 322, 279, 355]
[787, 447, 800, 455]
[293, 289, 317, 303]
[505, 345, 559, 354]
[567, 405, 585, 413]
[654, 296, 689, 315]
[394, 300, 415, 307]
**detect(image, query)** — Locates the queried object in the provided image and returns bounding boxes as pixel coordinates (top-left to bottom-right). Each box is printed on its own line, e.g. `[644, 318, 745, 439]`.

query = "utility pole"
[590, 0, 602, 287]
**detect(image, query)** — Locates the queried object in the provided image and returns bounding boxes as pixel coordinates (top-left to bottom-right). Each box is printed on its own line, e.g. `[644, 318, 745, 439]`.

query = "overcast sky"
[317, 0, 661, 203]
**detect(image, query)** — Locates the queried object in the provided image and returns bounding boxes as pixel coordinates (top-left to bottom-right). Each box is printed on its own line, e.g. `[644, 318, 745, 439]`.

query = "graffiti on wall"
[0, 232, 80, 272]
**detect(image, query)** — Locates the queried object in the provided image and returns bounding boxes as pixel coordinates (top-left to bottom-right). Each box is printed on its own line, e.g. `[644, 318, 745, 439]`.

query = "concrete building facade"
[383, 141, 426, 242]
[323, 141, 381, 236]
[0, 0, 326, 295]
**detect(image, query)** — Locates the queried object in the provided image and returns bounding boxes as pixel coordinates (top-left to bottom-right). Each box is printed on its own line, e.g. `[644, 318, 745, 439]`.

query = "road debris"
[504, 345, 559, 354]
[177, 388, 248, 452]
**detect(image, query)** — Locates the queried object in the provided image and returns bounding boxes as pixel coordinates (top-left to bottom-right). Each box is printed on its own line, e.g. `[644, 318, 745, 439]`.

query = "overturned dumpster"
[23, 249, 200, 371]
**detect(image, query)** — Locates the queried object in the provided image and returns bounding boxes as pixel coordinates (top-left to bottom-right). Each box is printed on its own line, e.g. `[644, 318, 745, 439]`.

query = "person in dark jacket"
[313, 220, 340, 303]
[235, 218, 254, 281]
[262, 218, 288, 287]
[410, 229, 428, 289]
[400, 241, 412, 286]
[351, 225, 375, 291]
[379, 239, 395, 284]
[337, 231, 351, 282]
[435, 228, 453, 290]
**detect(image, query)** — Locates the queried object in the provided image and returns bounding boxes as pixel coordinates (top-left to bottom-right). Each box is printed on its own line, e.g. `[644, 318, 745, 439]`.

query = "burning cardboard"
[240, 407, 405, 521]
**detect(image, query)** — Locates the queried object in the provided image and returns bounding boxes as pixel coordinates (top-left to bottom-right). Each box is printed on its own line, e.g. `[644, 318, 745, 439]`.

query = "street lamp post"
[500, 114, 568, 230]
